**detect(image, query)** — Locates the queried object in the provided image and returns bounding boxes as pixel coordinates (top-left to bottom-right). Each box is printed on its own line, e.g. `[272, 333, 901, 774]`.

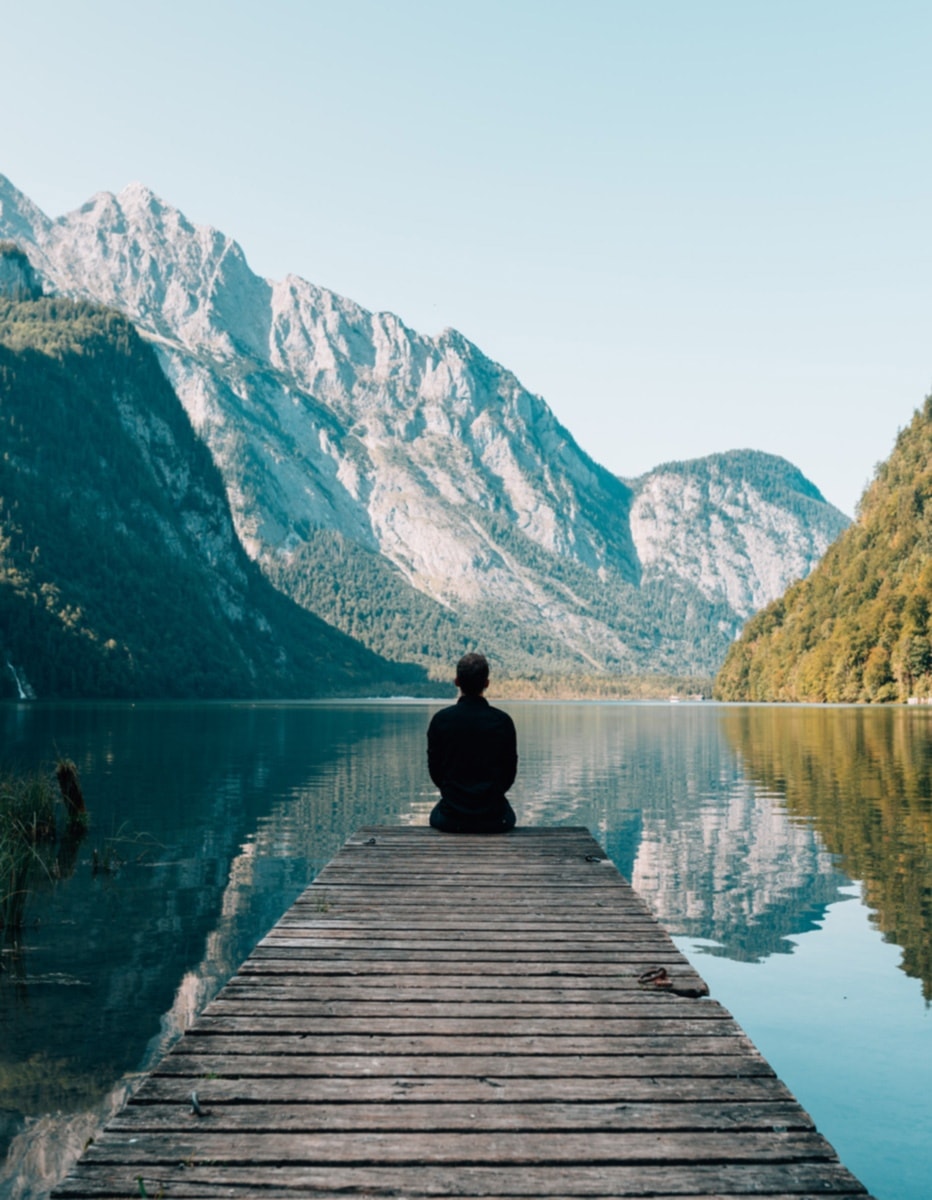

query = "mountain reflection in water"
[0, 700, 929, 1200]
[508, 702, 848, 961]
[721, 705, 932, 999]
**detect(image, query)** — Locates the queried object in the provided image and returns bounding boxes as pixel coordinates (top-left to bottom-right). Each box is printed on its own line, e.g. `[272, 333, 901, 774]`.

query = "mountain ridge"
[0, 173, 849, 680]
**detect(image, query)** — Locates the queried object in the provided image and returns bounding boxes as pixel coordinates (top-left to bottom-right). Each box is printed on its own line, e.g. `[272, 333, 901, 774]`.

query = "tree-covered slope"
[266, 522, 740, 679]
[0, 295, 425, 699]
[715, 397, 932, 702]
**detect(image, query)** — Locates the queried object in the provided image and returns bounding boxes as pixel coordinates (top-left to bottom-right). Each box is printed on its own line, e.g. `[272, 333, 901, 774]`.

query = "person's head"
[455, 652, 490, 697]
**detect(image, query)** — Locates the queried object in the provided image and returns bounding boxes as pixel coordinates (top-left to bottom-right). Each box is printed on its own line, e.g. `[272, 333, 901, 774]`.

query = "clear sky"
[4, 0, 931, 515]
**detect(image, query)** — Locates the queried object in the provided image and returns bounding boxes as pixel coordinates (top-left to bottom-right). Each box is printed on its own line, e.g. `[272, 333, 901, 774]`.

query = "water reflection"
[1, 700, 928, 1200]
[721, 705, 932, 999]
[508, 703, 846, 960]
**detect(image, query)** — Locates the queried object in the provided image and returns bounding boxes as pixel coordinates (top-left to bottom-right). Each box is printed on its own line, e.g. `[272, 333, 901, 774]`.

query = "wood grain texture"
[52, 825, 873, 1198]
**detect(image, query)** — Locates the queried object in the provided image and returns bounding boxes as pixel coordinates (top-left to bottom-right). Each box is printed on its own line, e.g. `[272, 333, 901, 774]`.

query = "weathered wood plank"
[111, 1099, 815, 1133]
[194, 1012, 734, 1032]
[246, 948, 695, 963]
[52, 1161, 869, 1198]
[153, 1052, 774, 1077]
[80, 1128, 840, 1165]
[295, 902, 657, 916]
[217, 980, 711, 999]
[201, 988, 729, 1017]
[235, 958, 689, 975]
[173, 1032, 755, 1056]
[256, 938, 679, 954]
[131, 1072, 798, 1105]
[265, 925, 662, 939]
[258, 938, 678, 951]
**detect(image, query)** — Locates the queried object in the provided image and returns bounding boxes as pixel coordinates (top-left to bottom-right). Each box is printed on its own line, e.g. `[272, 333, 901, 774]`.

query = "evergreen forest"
[266, 519, 738, 684]
[715, 396, 932, 703]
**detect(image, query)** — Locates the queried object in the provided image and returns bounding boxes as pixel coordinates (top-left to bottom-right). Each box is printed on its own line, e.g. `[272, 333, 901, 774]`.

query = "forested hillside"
[266, 523, 740, 680]
[0, 294, 425, 699]
[715, 397, 932, 702]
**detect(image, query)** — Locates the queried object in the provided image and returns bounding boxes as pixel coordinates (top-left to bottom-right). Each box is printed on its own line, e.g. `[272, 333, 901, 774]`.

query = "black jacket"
[427, 694, 518, 816]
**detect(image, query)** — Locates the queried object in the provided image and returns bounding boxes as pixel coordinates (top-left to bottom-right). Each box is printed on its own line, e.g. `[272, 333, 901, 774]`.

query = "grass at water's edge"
[323, 672, 714, 702]
[1, 763, 86, 939]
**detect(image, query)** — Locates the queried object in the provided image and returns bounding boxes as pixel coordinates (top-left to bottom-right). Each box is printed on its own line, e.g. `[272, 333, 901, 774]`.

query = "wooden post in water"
[52, 825, 874, 1199]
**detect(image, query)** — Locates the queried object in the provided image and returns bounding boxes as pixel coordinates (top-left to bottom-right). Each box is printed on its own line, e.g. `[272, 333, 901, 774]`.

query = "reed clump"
[1, 760, 87, 938]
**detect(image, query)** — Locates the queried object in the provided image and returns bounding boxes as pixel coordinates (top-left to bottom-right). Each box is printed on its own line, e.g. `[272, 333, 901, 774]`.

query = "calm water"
[1, 700, 930, 1199]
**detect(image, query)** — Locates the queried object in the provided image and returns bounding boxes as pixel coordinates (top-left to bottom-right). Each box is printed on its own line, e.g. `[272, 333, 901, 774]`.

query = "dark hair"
[456, 652, 489, 696]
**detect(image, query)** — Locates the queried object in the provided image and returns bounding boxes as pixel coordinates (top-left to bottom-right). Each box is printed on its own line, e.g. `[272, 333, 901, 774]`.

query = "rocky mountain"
[715, 397, 932, 703]
[0, 279, 425, 699]
[626, 450, 849, 621]
[0, 174, 849, 680]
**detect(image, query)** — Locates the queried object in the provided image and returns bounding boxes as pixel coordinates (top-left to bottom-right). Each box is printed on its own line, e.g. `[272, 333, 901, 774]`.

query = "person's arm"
[502, 716, 518, 792]
[427, 716, 444, 789]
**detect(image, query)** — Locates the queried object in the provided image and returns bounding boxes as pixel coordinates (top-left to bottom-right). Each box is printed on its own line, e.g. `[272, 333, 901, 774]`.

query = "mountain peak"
[118, 180, 161, 205]
[74, 182, 183, 236]
[0, 174, 52, 243]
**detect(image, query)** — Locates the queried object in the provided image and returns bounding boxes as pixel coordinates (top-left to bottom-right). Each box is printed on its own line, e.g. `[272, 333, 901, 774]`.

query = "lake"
[1, 699, 930, 1200]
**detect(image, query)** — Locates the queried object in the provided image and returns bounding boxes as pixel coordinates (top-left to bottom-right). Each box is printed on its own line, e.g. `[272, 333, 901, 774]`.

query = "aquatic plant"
[55, 758, 87, 829]
[0, 762, 87, 939]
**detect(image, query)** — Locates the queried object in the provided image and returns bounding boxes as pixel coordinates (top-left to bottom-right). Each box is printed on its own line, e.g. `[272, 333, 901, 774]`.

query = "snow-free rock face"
[0, 173, 850, 676]
[627, 451, 850, 621]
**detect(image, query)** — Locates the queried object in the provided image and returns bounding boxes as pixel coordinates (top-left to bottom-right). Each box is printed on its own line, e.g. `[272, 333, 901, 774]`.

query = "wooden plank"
[170, 1032, 756, 1055]
[196, 1012, 734, 1032]
[203, 993, 734, 1012]
[77, 1128, 840, 1165]
[52, 825, 873, 1200]
[265, 924, 663, 938]
[246, 947, 698, 961]
[153, 1052, 774, 1078]
[52, 1162, 869, 1198]
[131, 1072, 800, 1105]
[235, 958, 690, 975]
[216, 980, 711, 999]
[257, 937, 677, 952]
[290, 902, 652, 912]
[110, 1099, 815, 1133]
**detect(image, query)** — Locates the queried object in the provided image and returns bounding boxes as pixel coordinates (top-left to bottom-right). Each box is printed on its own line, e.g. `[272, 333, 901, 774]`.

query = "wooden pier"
[54, 826, 872, 1198]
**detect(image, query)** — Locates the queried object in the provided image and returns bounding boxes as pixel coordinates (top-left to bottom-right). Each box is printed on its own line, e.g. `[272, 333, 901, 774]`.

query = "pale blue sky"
[4, 0, 932, 515]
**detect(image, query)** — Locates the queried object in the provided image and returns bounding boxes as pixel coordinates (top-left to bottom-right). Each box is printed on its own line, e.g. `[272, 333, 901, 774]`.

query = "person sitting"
[427, 652, 517, 834]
